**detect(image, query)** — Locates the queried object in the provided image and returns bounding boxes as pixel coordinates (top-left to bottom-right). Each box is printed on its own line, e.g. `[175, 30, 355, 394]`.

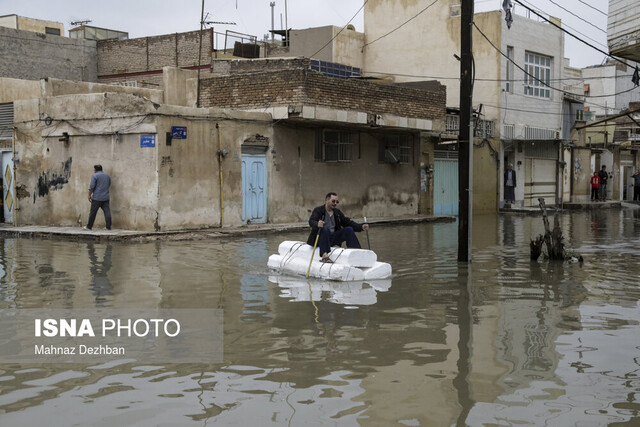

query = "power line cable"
[576, 0, 607, 17]
[513, 0, 627, 67]
[361, 0, 439, 50]
[309, 0, 368, 58]
[472, 23, 638, 110]
[519, 0, 607, 49]
[545, 0, 606, 34]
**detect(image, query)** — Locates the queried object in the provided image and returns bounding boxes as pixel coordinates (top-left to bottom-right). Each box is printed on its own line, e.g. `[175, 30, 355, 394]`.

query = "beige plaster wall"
[270, 125, 421, 224]
[13, 92, 159, 229]
[155, 108, 272, 230]
[0, 78, 41, 103]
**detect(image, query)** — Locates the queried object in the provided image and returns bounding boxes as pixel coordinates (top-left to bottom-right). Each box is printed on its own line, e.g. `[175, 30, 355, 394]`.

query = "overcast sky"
[3, 0, 609, 68]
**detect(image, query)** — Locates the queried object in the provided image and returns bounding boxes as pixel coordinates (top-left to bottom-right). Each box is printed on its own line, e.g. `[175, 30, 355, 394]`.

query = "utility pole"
[458, 0, 474, 262]
[197, 0, 206, 108]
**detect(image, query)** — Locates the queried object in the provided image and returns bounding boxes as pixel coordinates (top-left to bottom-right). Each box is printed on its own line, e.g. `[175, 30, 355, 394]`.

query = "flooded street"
[1, 209, 640, 425]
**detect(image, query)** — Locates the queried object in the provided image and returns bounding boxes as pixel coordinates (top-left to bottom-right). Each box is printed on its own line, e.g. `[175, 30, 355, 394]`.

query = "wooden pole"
[458, 0, 474, 262]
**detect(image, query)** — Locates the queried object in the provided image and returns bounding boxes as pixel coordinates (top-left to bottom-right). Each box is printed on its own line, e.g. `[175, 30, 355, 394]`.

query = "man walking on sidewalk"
[85, 164, 112, 230]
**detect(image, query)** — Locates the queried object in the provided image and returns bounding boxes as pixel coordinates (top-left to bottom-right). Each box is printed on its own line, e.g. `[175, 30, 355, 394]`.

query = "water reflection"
[0, 211, 639, 425]
[88, 242, 113, 306]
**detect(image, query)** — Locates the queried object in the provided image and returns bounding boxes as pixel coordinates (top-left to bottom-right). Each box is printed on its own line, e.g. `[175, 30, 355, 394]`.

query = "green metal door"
[434, 159, 458, 216]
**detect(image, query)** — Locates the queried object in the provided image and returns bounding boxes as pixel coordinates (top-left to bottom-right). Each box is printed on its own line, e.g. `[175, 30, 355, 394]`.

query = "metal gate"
[524, 158, 556, 207]
[434, 158, 458, 215]
[241, 153, 267, 224]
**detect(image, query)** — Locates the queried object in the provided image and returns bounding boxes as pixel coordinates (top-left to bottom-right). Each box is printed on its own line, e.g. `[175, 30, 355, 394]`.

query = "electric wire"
[513, 0, 627, 67]
[576, 0, 607, 17]
[309, 0, 368, 58]
[545, 0, 607, 34]
[519, 0, 608, 50]
[361, 0, 439, 51]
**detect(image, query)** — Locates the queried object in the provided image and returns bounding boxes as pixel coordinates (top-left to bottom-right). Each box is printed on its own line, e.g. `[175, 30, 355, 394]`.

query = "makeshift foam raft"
[268, 241, 392, 281]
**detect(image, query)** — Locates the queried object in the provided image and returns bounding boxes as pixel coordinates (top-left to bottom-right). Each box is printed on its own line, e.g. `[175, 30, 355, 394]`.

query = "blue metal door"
[434, 159, 458, 216]
[241, 153, 267, 224]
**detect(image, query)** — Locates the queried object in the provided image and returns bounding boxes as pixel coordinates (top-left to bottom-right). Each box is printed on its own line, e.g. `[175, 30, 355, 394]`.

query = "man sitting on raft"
[307, 192, 369, 263]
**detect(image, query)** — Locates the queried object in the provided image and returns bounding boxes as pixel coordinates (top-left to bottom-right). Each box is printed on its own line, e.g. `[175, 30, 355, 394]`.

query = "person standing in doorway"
[307, 192, 369, 263]
[632, 170, 640, 201]
[590, 171, 600, 201]
[504, 163, 516, 204]
[85, 164, 112, 230]
[598, 165, 609, 201]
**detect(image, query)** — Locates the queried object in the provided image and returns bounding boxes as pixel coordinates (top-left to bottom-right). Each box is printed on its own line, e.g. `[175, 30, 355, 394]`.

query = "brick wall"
[0, 26, 97, 82]
[211, 57, 311, 75]
[97, 29, 212, 78]
[200, 68, 446, 120]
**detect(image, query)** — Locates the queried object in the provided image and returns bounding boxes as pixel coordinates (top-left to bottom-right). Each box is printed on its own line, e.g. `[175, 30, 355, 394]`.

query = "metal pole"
[196, 0, 205, 108]
[458, 0, 474, 262]
[270, 2, 275, 42]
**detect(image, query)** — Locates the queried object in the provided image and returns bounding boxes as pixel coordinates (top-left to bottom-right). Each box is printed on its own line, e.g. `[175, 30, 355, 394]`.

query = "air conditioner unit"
[367, 113, 381, 126]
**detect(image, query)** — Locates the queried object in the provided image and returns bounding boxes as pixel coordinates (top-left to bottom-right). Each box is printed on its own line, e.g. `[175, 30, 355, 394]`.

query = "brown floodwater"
[1, 209, 639, 426]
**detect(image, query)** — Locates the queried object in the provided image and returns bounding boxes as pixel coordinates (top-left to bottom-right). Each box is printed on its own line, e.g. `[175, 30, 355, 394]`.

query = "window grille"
[378, 134, 412, 164]
[314, 130, 352, 162]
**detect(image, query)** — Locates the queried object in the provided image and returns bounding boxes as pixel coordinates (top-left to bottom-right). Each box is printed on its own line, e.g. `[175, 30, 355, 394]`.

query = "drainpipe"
[216, 123, 224, 227]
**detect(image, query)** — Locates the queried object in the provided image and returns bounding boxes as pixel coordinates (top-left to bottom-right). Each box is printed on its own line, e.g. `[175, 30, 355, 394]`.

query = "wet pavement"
[0, 214, 454, 241]
[0, 208, 639, 425]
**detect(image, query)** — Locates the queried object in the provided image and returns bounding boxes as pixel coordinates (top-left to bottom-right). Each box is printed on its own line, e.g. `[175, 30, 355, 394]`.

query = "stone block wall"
[0, 26, 97, 82]
[97, 29, 213, 86]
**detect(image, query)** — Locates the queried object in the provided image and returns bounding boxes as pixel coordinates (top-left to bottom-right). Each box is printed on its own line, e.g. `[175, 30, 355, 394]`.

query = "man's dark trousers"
[87, 200, 112, 230]
[318, 226, 360, 256]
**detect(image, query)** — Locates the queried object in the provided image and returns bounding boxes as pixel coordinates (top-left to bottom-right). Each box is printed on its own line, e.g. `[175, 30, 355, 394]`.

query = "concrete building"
[0, 14, 64, 36]
[360, 0, 565, 209]
[0, 59, 446, 230]
[608, 0, 640, 63]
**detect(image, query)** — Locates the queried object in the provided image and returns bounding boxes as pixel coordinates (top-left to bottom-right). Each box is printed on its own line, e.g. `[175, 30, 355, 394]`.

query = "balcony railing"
[445, 114, 494, 138]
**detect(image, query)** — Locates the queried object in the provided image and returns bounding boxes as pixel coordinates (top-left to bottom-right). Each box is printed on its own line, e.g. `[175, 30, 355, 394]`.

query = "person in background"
[590, 171, 600, 202]
[598, 165, 609, 201]
[632, 170, 640, 201]
[504, 163, 516, 204]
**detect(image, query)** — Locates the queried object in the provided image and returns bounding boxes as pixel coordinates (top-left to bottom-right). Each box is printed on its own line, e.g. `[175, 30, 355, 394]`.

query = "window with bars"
[314, 130, 352, 162]
[524, 51, 551, 99]
[378, 134, 412, 164]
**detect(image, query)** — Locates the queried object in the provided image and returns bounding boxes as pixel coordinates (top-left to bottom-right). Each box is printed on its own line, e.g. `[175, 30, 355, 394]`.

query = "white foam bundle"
[270, 240, 391, 281]
[277, 241, 377, 267]
[268, 254, 364, 281]
[361, 262, 393, 280]
[326, 247, 376, 267]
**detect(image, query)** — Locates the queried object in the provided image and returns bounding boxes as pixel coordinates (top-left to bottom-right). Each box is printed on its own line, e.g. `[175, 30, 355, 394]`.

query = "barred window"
[314, 130, 352, 162]
[379, 134, 413, 164]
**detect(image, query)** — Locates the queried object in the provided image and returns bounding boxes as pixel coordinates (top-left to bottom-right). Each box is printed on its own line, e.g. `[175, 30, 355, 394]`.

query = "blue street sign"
[171, 126, 187, 139]
[140, 135, 156, 147]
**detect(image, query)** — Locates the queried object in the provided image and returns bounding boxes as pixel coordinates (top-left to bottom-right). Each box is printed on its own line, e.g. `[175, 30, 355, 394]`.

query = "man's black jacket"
[306, 205, 363, 245]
